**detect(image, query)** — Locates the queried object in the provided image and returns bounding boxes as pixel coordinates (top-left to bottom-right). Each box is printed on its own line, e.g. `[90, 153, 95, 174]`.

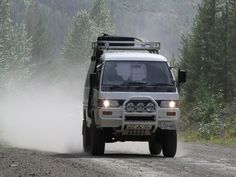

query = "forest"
[0, 0, 235, 144]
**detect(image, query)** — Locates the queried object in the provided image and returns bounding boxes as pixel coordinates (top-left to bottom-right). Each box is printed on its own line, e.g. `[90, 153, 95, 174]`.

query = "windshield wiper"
[121, 81, 147, 86]
[146, 82, 175, 86]
[109, 84, 123, 90]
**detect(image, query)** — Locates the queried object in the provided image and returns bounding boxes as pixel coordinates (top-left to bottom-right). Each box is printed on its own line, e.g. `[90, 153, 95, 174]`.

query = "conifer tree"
[63, 10, 97, 65]
[227, 0, 236, 98]
[26, 1, 52, 69]
[6, 24, 32, 89]
[63, 0, 115, 68]
[180, 0, 227, 102]
[0, 0, 11, 86]
[0, 0, 32, 91]
[181, 0, 236, 101]
[90, 0, 114, 34]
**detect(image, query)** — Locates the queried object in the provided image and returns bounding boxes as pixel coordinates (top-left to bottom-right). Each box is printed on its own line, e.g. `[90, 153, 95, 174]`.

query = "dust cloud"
[0, 68, 85, 153]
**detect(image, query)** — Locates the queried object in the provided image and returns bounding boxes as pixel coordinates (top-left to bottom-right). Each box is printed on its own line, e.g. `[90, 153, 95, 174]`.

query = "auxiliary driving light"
[136, 103, 145, 112]
[146, 103, 155, 112]
[126, 102, 135, 112]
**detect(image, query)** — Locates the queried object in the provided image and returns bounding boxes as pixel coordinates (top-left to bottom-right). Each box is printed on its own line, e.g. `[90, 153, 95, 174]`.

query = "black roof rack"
[92, 34, 161, 60]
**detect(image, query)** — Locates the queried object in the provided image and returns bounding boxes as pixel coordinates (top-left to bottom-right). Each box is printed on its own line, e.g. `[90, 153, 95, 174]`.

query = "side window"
[85, 62, 96, 87]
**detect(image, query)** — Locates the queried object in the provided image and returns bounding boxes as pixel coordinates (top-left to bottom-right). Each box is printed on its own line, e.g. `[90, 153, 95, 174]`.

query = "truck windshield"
[102, 61, 176, 92]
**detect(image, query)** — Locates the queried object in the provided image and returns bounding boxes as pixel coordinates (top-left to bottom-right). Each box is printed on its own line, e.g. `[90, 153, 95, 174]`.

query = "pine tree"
[180, 0, 225, 102]
[25, 1, 52, 71]
[63, 0, 115, 66]
[227, 0, 236, 98]
[180, 0, 236, 102]
[0, 0, 11, 87]
[90, 0, 115, 34]
[6, 23, 32, 90]
[63, 10, 97, 65]
[212, 0, 236, 100]
[0, 0, 32, 92]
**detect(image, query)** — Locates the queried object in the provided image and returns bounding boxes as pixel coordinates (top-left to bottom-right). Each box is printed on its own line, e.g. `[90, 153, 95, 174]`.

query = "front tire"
[162, 130, 177, 158]
[149, 141, 162, 155]
[90, 119, 105, 155]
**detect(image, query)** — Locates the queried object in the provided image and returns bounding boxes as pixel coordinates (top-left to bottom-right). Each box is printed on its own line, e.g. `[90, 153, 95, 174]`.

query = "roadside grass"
[180, 115, 236, 147]
[180, 128, 236, 146]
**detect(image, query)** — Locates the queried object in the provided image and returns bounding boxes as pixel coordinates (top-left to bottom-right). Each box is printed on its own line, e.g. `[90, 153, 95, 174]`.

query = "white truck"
[82, 35, 186, 157]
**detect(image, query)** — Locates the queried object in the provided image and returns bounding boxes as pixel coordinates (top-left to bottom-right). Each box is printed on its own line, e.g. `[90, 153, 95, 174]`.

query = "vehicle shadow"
[53, 152, 164, 159]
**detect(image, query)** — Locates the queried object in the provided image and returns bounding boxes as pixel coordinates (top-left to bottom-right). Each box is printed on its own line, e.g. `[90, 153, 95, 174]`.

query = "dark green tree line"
[180, 0, 236, 139]
[181, 0, 236, 103]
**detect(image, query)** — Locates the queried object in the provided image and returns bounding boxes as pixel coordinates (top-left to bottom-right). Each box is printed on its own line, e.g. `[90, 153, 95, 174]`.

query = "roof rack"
[92, 35, 161, 60]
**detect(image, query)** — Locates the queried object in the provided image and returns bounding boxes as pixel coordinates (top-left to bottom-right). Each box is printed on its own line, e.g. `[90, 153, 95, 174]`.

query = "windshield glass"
[102, 61, 175, 92]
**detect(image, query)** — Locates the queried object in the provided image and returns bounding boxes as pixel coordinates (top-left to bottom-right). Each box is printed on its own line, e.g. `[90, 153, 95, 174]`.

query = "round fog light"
[126, 102, 135, 112]
[137, 103, 145, 112]
[146, 103, 155, 112]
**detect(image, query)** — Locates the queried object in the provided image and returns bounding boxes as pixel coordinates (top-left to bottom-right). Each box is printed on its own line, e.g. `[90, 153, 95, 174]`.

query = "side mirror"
[178, 69, 187, 83]
[90, 73, 98, 87]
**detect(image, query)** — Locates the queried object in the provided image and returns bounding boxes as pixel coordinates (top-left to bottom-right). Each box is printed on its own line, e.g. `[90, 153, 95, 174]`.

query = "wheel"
[149, 141, 162, 155]
[162, 130, 177, 158]
[90, 119, 105, 155]
[82, 120, 90, 153]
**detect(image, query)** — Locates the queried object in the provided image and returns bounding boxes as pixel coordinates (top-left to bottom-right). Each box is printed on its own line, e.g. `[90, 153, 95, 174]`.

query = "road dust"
[0, 76, 84, 153]
[0, 69, 189, 156]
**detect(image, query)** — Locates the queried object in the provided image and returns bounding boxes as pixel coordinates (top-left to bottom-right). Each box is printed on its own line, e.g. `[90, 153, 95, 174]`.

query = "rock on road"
[0, 142, 235, 177]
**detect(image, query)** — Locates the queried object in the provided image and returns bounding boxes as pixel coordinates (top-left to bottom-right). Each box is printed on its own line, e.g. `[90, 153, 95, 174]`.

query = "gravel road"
[0, 142, 235, 177]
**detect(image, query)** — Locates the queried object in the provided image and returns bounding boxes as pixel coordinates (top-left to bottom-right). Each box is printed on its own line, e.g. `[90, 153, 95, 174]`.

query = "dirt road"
[0, 142, 235, 177]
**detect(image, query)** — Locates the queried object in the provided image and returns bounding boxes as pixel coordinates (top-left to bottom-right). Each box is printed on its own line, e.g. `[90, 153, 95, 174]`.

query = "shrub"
[191, 82, 225, 140]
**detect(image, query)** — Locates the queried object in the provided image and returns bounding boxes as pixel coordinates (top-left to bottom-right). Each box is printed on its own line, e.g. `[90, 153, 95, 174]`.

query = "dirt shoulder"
[0, 142, 235, 177]
[0, 144, 128, 177]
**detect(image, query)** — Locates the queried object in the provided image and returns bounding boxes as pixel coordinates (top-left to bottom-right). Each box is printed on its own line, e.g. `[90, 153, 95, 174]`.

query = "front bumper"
[95, 97, 180, 133]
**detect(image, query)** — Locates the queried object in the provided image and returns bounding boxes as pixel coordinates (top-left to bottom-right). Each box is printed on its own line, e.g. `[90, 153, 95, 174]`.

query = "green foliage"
[0, 0, 32, 93]
[180, 0, 236, 142]
[63, 10, 97, 65]
[180, 0, 236, 141]
[9, 0, 201, 59]
[0, 0, 11, 86]
[90, 0, 115, 34]
[198, 118, 226, 140]
[26, 2, 52, 64]
[181, 0, 236, 102]
[191, 81, 225, 139]
[63, 0, 114, 68]
[23, 0, 32, 8]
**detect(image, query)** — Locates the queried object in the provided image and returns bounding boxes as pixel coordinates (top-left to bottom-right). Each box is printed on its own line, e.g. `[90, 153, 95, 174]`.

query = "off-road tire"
[149, 141, 162, 155]
[90, 119, 105, 155]
[82, 120, 90, 153]
[162, 130, 177, 158]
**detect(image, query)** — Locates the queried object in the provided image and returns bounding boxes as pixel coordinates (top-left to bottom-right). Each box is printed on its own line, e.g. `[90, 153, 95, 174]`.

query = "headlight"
[102, 100, 119, 108]
[103, 100, 110, 107]
[169, 101, 176, 108]
[160, 101, 178, 108]
[126, 102, 135, 112]
[146, 103, 155, 112]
